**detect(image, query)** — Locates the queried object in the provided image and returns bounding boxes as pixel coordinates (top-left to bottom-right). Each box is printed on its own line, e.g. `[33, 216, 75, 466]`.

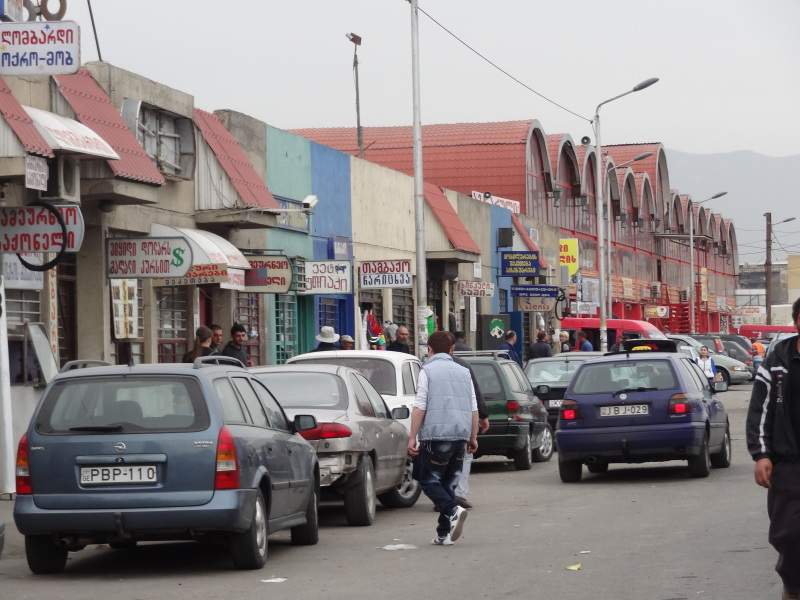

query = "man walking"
[387, 325, 412, 354]
[408, 331, 479, 545]
[746, 296, 800, 600]
[527, 331, 553, 360]
[221, 323, 254, 367]
[577, 331, 594, 351]
[500, 330, 522, 367]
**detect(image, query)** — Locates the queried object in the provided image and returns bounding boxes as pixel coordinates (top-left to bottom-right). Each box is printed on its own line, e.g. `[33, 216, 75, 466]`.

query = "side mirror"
[392, 406, 410, 420]
[535, 384, 550, 395]
[293, 414, 317, 432]
[713, 380, 729, 393]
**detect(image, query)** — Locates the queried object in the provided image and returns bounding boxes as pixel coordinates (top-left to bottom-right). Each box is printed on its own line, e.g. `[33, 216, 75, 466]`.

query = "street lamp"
[604, 152, 653, 319]
[346, 32, 364, 159]
[592, 77, 658, 351]
[689, 191, 727, 334]
[765, 213, 796, 325]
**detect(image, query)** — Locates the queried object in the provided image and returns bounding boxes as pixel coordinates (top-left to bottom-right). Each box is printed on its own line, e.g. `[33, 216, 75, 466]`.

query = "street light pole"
[765, 213, 796, 325]
[592, 77, 658, 352]
[346, 33, 364, 159]
[689, 192, 727, 334]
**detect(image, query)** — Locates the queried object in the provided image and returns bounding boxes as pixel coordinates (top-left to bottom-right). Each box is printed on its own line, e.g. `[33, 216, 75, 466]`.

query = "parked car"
[14, 357, 320, 574]
[704, 332, 753, 356]
[719, 340, 755, 378]
[251, 364, 418, 526]
[454, 351, 553, 469]
[667, 334, 751, 385]
[739, 324, 796, 340]
[555, 340, 731, 482]
[523, 352, 604, 430]
[559, 317, 666, 351]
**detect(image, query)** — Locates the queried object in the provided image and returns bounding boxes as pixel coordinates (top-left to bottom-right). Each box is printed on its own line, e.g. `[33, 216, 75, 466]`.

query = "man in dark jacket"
[221, 324, 253, 367]
[527, 331, 553, 361]
[746, 296, 800, 600]
[387, 326, 412, 354]
[454, 331, 471, 352]
[310, 326, 339, 352]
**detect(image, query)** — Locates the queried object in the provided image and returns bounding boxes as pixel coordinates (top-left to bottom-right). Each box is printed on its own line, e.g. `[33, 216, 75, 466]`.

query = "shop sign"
[151, 263, 237, 287]
[329, 236, 351, 260]
[471, 190, 520, 213]
[107, 237, 193, 279]
[3, 253, 43, 289]
[500, 251, 539, 277]
[559, 238, 579, 277]
[519, 297, 556, 312]
[736, 306, 764, 315]
[643, 306, 669, 319]
[300, 260, 352, 295]
[460, 280, 495, 297]
[219, 268, 245, 290]
[0, 204, 84, 252]
[622, 278, 634, 298]
[0, 21, 80, 75]
[244, 255, 292, 293]
[25, 155, 48, 191]
[274, 198, 309, 232]
[510, 285, 559, 297]
[360, 259, 412, 289]
[110, 279, 138, 339]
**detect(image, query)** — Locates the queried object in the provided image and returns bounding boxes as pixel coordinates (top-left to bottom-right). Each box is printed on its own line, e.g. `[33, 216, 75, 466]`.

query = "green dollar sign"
[171, 247, 185, 268]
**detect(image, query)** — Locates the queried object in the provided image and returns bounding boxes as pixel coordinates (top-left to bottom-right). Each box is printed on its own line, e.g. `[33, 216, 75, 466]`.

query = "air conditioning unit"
[679, 288, 689, 303]
[650, 282, 661, 299]
[39, 155, 80, 204]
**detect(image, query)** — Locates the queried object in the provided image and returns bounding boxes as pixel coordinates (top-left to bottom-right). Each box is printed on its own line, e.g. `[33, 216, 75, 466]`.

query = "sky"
[60, 0, 799, 158]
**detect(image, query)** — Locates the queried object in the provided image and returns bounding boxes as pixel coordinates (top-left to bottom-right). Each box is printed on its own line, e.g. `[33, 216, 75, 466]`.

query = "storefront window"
[275, 294, 297, 364]
[157, 287, 189, 363]
[6, 289, 44, 385]
[235, 291, 261, 366]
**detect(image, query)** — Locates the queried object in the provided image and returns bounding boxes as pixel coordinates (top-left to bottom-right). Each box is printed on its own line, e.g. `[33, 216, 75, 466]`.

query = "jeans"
[418, 439, 466, 537]
[455, 452, 473, 498]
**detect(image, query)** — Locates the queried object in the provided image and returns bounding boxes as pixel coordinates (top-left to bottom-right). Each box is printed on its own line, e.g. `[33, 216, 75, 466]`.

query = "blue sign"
[328, 235, 351, 260]
[501, 251, 540, 277]
[510, 285, 560, 298]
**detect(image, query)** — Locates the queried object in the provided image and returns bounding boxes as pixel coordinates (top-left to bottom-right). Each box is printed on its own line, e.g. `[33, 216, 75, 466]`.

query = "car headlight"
[731, 366, 746, 371]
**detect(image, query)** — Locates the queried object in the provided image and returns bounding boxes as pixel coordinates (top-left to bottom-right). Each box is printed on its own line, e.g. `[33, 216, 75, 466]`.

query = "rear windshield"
[36, 376, 210, 434]
[291, 357, 397, 396]
[571, 361, 677, 394]
[468, 363, 503, 396]
[526, 360, 585, 383]
[255, 372, 348, 410]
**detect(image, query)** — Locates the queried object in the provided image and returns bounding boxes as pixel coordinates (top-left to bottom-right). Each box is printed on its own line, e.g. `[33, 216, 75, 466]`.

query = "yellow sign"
[701, 268, 708, 302]
[559, 238, 579, 277]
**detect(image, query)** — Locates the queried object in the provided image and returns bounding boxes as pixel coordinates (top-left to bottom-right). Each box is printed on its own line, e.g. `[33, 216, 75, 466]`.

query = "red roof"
[54, 69, 165, 185]
[290, 121, 533, 203]
[0, 77, 53, 158]
[424, 182, 480, 254]
[604, 143, 663, 192]
[511, 213, 550, 269]
[193, 109, 278, 209]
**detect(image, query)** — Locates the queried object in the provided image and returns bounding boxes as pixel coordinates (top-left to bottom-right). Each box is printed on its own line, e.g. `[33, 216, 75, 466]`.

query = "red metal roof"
[511, 213, 549, 269]
[193, 108, 278, 209]
[54, 70, 165, 185]
[0, 77, 53, 158]
[423, 182, 480, 254]
[604, 143, 662, 191]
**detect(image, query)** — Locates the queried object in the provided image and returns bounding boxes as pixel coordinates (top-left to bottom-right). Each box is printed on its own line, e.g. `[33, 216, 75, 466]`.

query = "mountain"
[664, 150, 800, 265]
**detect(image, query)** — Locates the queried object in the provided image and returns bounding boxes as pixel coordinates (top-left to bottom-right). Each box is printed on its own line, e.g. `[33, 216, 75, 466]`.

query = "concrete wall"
[216, 110, 268, 182]
[266, 126, 312, 201]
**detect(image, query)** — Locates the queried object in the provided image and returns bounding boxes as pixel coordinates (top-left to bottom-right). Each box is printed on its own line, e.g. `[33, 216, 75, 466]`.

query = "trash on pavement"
[565, 563, 582, 571]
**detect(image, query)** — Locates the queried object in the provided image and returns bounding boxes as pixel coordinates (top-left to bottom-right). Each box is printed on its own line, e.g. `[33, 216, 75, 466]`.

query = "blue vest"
[418, 353, 474, 441]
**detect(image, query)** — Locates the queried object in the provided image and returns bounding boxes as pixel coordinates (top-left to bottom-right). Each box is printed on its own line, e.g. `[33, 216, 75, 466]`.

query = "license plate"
[600, 404, 648, 417]
[548, 399, 563, 408]
[80, 465, 157, 486]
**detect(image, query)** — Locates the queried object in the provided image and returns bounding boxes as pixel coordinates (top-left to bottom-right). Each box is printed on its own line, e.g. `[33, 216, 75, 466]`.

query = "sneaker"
[431, 534, 454, 546]
[449, 506, 468, 541]
[455, 496, 473, 509]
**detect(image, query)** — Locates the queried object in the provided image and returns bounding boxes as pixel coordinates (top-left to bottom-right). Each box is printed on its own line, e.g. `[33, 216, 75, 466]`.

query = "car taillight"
[214, 427, 239, 490]
[299, 423, 353, 441]
[507, 400, 521, 421]
[560, 399, 580, 420]
[16, 433, 32, 495]
[668, 393, 692, 414]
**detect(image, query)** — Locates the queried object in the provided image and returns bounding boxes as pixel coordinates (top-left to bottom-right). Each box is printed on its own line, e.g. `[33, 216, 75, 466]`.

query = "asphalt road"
[0, 381, 783, 599]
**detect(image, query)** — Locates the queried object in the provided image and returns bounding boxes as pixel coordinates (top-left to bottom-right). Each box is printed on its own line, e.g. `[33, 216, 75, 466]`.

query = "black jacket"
[746, 335, 799, 463]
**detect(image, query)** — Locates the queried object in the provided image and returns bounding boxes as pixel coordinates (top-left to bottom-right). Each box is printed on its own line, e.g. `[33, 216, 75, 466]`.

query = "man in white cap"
[339, 334, 355, 350]
[311, 326, 339, 352]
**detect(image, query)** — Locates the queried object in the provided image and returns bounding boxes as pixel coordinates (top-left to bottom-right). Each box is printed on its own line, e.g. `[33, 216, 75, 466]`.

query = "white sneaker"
[431, 534, 454, 546]
[449, 506, 468, 541]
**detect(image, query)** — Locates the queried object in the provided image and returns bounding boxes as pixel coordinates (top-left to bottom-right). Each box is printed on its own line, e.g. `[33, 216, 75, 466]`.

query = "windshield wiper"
[612, 387, 656, 397]
[68, 425, 124, 432]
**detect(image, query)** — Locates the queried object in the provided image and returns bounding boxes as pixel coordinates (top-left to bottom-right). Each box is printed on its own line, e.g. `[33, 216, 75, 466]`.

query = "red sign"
[0, 204, 84, 252]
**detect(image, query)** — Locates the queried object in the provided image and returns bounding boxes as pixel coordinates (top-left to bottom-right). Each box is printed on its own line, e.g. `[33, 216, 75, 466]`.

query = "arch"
[575, 145, 597, 235]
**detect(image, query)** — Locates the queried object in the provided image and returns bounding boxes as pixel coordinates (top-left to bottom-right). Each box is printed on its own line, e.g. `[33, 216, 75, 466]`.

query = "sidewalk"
[0, 494, 22, 558]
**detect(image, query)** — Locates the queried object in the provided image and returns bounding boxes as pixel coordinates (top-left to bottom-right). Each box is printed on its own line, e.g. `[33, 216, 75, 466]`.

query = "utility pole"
[346, 33, 364, 159]
[765, 212, 773, 325]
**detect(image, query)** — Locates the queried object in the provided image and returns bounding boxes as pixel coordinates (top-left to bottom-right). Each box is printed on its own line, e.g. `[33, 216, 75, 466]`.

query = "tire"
[688, 433, 711, 478]
[532, 425, 554, 463]
[378, 456, 422, 508]
[587, 462, 609, 474]
[291, 486, 319, 545]
[710, 424, 732, 469]
[25, 535, 68, 574]
[109, 540, 137, 550]
[229, 489, 268, 569]
[717, 368, 730, 386]
[344, 456, 376, 526]
[558, 456, 582, 483]
[513, 430, 533, 471]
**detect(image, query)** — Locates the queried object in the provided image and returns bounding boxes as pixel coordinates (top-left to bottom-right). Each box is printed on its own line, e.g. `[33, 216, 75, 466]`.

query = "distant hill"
[664, 150, 800, 265]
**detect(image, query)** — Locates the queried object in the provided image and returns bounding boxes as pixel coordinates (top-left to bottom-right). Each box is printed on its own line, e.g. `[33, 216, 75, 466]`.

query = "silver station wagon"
[14, 357, 320, 574]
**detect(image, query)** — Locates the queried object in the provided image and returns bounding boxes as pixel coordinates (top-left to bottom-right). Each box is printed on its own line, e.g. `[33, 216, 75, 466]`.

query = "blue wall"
[489, 205, 513, 314]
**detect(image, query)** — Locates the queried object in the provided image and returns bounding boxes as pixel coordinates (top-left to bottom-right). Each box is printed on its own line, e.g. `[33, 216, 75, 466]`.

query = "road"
[0, 381, 782, 599]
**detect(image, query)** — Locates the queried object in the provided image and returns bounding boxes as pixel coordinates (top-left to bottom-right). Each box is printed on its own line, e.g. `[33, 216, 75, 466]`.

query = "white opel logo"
[114, 442, 126, 452]
[619, 393, 628, 400]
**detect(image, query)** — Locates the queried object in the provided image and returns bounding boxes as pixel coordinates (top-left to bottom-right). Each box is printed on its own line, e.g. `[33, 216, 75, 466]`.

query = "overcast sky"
[64, 0, 799, 158]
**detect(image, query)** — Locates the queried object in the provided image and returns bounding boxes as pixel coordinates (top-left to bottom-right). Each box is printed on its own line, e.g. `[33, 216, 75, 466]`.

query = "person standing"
[527, 331, 553, 360]
[500, 330, 522, 367]
[695, 345, 717, 386]
[610, 334, 630, 353]
[387, 325, 412, 354]
[182, 326, 219, 363]
[746, 297, 800, 600]
[339, 334, 355, 350]
[559, 331, 572, 353]
[577, 331, 593, 352]
[221, 323, 254, 367]
[209, 324, 224, 353]
[408, 331, 479, 545]
[311, 326, 339, 352]
[453, 331, 471, 352]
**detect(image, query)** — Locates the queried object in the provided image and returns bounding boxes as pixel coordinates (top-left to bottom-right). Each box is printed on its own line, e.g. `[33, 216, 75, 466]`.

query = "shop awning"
[23, 106, 119, 160]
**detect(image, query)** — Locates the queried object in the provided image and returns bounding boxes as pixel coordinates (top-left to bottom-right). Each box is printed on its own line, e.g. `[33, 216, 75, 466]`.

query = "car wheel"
[513, 430, 533, 471]
[587, 462, 609, 474]
[558, 456, 582, 483]
[717, 368, 730, 386]
[378, 456, 422, 508]
[25, 535, 68, 574]
[291, 486, 319, 545]
[345, 456, 376, 526]
[688, 433, 711, 478]
[710, 424, 732, 469]
[108, 540, 137, 550]
[532, 425, 554, 463]
[229, 488, 268, 569]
